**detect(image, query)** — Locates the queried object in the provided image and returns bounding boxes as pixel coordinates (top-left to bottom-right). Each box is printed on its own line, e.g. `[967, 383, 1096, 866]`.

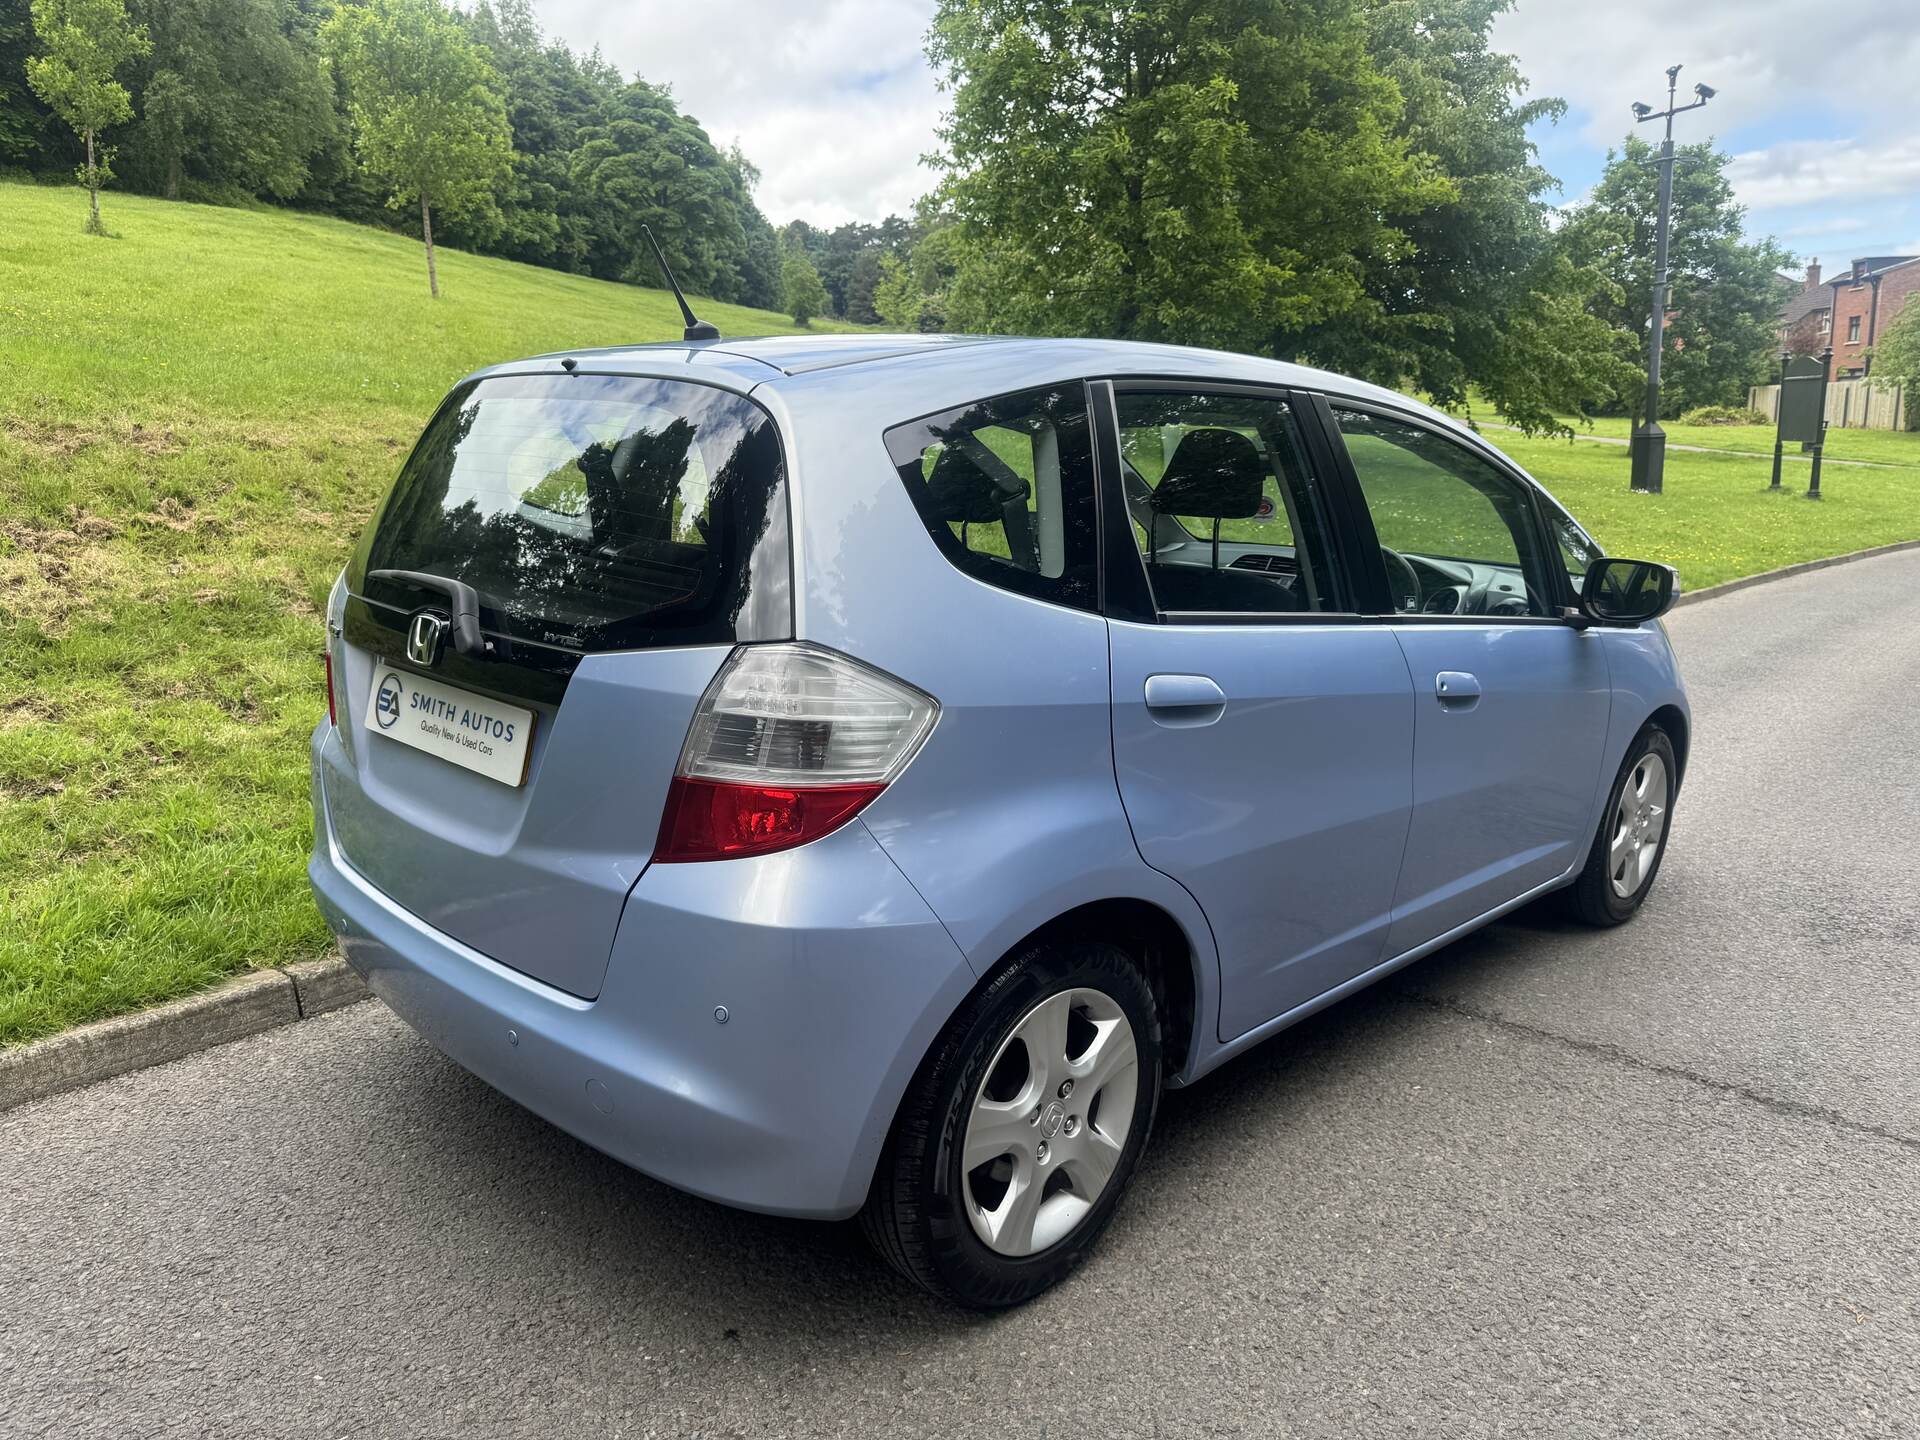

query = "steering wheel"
[1462, 569, 1532, 618]
[1380, 546, 1421, 613]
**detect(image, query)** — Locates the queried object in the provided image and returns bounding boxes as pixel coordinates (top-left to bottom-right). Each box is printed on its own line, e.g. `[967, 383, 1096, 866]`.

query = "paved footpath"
[4, 552, 1918, 1439]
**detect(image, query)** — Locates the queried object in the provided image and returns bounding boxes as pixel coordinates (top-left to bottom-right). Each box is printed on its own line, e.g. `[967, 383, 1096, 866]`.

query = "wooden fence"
[1748, 377, 1909, 431]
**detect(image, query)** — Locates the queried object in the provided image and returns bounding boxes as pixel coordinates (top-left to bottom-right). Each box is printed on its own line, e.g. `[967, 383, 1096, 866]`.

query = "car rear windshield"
[355, 373, 790, 652]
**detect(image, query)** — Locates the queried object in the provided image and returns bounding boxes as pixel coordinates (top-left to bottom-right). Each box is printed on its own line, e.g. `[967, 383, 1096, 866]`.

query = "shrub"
[1678, 404, 1769, 426]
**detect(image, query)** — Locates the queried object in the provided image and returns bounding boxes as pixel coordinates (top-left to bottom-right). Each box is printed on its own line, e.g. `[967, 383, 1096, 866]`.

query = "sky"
[528, 0, 1920, 279]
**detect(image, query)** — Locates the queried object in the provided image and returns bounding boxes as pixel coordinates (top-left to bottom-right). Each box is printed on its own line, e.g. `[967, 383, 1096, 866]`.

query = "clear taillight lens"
[654, 644, 939, 862]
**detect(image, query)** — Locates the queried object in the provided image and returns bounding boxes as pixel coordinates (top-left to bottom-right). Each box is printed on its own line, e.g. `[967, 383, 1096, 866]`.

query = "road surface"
[5, 551, 1918, 1439]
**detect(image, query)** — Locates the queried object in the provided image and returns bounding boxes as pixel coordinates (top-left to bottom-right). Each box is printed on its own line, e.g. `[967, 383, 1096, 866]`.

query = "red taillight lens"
[323, 644, 337, 727]
[651, 644, 939, 864]
[654, 777, 886, 863]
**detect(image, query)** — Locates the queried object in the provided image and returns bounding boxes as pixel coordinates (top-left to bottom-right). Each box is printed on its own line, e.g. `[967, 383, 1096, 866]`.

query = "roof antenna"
[641, 225, 720, 342]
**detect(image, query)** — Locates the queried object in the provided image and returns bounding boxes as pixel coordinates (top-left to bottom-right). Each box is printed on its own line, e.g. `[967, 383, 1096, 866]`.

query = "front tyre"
[861, 940, 1162, 1309]
[1567, 724, 1678, 927]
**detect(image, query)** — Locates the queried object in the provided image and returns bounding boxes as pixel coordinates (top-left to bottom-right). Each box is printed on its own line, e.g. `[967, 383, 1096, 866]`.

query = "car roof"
[473, 332, 1452, 424]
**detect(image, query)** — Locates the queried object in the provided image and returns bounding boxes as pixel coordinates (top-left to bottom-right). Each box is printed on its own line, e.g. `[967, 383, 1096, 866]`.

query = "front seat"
[1144, 429, 1298, 612]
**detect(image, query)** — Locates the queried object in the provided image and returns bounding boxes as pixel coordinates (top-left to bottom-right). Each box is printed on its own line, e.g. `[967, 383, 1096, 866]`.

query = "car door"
[1096, 382, 1417, 1042]
[1322, 402, 1612, 956]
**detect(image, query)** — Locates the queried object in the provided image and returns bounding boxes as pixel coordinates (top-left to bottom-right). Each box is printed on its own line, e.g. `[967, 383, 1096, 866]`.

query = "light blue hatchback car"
[310, 332, 1688, 1308]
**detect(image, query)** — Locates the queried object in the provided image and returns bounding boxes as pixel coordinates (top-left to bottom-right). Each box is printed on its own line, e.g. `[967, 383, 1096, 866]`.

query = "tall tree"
[1, 0, 60, 164]
[782, 246, 827, 326]
[125, 0, 333, 201]
[565, 79, 765, 303]
[1556, 137, 1795, 417]
[926, 0, 1446, 352]
[1306, 0, 1638, 430]
[25, 0, 149, 234]
[322, 0, 512, 297]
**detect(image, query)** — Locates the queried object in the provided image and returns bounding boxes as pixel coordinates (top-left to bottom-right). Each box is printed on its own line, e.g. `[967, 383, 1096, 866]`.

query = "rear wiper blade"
[367, 569, 488, 658]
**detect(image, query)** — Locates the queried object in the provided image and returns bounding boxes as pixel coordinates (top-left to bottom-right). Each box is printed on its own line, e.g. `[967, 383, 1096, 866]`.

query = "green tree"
[322, 0, 512, 297]
[782, 246, 828, 326]
[1314, 0, 1638, 431]
[566, 80, 762, 301]
[25, 0, 149, 234]
[1556, 137, 1795, 417]
[1869, 300, 1920, 430]
[125, 0, 334, 201]
[926, 0, 1446, 352]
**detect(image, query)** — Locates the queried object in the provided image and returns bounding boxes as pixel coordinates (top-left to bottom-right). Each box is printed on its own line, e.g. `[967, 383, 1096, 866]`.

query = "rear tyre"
[861, 939, 1162, 1309]
[1566, 724, 1677, 927]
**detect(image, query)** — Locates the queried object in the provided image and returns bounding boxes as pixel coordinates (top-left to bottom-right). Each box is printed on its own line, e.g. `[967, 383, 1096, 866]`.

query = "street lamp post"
[1629, 65, 1715, 495]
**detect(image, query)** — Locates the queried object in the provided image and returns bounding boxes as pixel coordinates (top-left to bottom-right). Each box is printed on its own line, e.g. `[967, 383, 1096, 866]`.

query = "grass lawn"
[0, 180, 866, 1047]
[1491, 431, 1920, 589]
[1489, 411, 1920, 469]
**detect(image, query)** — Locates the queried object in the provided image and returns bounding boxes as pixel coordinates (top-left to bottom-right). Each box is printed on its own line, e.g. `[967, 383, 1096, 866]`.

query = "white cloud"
[521, 1, 1920, 229]
[528, 0, 943, 225]
[1491, 0, 1920, 145]
[1727, 136, 1920, 211]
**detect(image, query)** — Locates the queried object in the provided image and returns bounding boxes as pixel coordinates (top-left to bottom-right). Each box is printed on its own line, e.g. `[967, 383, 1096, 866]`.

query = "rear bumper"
[307, 724, 975, 1219]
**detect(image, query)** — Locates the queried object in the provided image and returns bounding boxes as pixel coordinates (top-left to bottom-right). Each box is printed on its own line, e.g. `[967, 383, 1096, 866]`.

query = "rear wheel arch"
[867, 896, 1202, 1205]
[1015, 898, 1200, 1078]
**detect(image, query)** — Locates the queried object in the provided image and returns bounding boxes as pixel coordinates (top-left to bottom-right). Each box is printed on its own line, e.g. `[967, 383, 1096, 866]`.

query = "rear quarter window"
[882, 384, 1101, 612]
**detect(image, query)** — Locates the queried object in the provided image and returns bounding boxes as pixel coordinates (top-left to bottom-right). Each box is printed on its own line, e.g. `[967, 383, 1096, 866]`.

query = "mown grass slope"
[0, 181, 863, 1045]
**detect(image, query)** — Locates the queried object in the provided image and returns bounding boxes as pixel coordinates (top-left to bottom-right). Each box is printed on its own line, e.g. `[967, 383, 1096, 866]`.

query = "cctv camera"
[1694, 82, 1716, 100]
[1631, 102, 1653, 118]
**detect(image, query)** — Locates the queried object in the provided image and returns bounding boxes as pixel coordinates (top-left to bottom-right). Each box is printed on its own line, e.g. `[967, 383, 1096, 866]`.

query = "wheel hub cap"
[1608, 751, 1670, 899]
[960, 987, 1139, 1257]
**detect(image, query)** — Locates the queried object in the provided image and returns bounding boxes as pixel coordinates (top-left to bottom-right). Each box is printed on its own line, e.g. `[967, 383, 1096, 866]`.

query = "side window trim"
[1317, 396, 1576, 623]
[1097, 377, 1363, 624]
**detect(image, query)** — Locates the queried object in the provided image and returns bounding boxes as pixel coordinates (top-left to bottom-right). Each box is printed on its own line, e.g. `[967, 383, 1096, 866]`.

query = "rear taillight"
[323, 642, 337, 727]
[654, 644, 938, 863]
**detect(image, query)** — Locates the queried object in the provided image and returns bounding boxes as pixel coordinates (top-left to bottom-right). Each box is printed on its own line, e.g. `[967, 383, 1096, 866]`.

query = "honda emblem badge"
[406, 612, 447, 666]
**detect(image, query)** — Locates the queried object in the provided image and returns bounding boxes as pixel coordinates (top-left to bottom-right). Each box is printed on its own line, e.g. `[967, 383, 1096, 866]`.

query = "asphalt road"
[6, 551, 1919, 1439]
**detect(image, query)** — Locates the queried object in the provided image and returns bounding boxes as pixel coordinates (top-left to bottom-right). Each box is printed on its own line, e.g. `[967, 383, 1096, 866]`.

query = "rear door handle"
[1145, 673, 1227, 727]
[1434, 670, 1482, 706]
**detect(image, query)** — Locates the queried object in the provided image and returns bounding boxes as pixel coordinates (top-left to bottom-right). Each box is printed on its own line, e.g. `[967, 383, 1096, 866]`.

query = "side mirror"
[1580, 557, 1679, 626]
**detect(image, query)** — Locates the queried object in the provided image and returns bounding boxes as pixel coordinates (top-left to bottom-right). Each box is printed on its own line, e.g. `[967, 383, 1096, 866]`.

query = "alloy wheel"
[960, 988, 1139, 1257]
[1608, 750, 1670, 898]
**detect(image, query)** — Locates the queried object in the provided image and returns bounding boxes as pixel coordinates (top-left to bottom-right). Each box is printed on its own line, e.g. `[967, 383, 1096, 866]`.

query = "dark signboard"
[1778, 354, 1827, 445]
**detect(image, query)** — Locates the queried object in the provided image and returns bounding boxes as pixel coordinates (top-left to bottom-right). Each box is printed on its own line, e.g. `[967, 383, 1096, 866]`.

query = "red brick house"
[1826, 255, 1919, 380]
[1777, 262, 1831, 354]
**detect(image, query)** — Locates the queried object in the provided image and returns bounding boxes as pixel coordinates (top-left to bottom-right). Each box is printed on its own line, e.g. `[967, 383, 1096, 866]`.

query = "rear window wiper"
[368, 569, 488, 658]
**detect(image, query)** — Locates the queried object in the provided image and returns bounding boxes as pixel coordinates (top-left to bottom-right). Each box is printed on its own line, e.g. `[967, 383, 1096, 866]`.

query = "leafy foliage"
[24, 0, 148, 231]
[1869, 297, 1920, 427]
[927, 0, 1447, 351]
[1678, 404, 1769, 426]
[322, 0, 513, 296]
[1556, 137, 1795, 418]
[1318, 0, 1639, 432]
[123, 0, 334, 201]
[781, 245, 828, 326]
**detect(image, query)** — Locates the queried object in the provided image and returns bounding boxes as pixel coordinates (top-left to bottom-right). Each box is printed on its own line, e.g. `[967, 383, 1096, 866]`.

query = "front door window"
[1331, 408, 1552, 618]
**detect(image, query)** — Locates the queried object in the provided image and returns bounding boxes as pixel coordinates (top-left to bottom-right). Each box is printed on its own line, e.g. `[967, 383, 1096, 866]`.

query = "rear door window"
[355, 373, 789, 651]
[1115, 390, 1345, 614]
[883, 384, 1100, 612]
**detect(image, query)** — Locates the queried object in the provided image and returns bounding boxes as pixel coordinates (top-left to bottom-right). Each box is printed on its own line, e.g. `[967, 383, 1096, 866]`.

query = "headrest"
[1149, 429, 1265, 519]
[923, 441, 1029, 524]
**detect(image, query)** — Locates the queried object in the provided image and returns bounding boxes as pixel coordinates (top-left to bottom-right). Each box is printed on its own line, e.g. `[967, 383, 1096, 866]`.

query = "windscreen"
[356, 373, 789, 652]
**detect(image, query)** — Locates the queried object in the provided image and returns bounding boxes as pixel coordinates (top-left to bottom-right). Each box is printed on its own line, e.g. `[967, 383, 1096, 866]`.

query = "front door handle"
[1434, 670, 1482, 706]
[1145, 673, 1227, 727]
